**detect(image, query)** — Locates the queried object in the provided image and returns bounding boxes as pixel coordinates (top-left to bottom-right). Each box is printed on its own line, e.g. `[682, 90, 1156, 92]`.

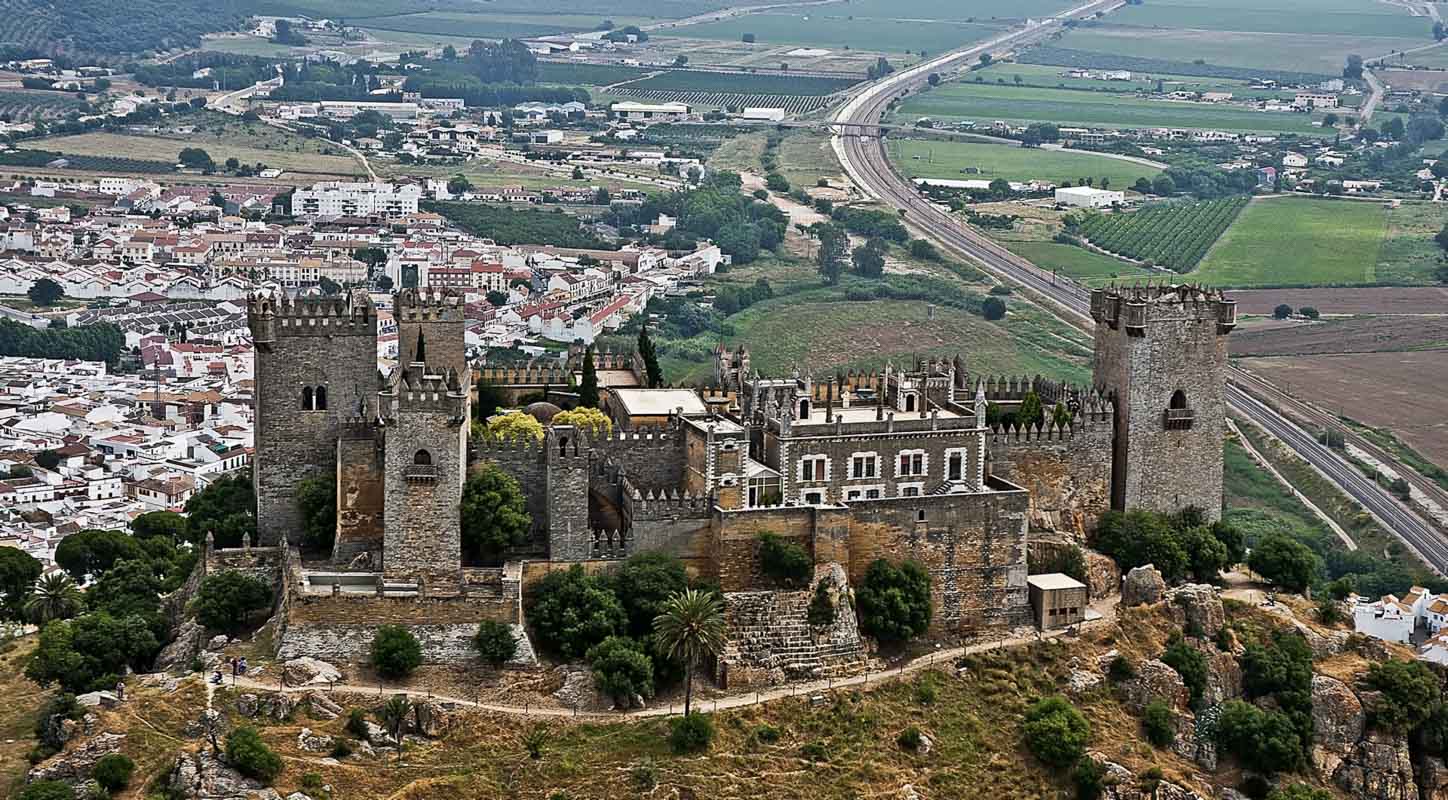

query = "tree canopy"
[460, 462, 532, 564]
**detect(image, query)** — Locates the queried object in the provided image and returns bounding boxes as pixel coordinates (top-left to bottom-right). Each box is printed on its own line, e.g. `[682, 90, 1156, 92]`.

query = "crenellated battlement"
[385, 366, 468, 418]
[393, 287, 464, 322]
[1090, 282, 1236, 335]
[247, 289, 376, 343]
[621, 473, 713, 520]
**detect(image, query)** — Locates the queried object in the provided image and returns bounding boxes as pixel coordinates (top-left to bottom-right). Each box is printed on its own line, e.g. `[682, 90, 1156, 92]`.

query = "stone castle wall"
[333, 427, 385, 565]
[988, 424, 1113, 539]
[383, 408, 466, 583]
[717, 563, 866, 689]
[546, 430, 592, 561]
[472, 441, 548, 541]
[596, 429, 688, 490]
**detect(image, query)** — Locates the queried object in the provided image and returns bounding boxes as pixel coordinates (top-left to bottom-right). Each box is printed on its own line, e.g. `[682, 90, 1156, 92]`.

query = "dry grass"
[0, 636, 44, 795]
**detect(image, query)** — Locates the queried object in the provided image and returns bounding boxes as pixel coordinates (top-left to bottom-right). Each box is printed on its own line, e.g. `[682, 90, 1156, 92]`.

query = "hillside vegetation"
[0, 0, 246, 58]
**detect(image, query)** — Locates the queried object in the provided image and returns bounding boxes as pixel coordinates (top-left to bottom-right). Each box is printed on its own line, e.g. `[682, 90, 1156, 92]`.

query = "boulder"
[1199, 646, 1242, 707]
[552, 666, 601, 710]
[282, 657, 341, 687]
[286, 794, 315, 800]
[1166, 584, 1225, 638]
[28, 732, 125, 784]
[1084, 550, 1121, 599]
[1170, 707, 1217, 770]
[408, 700, 450, 738]
[1086, 753, 1210, 800]
[1419, 754, 1448, 800]
[258, 693, 294, 721]
[364, 721, 396, 747]
[1067, 669, 1103, 697]
[236, 693, 259, 718]
[168, 751, 276, 800]
[155, 618, 206, 673]
[1122, 565, 1166, 606]
[899, 786, 921, 800]
[306, 692, 343, 721]
[1333, 731, 1416, 800]
[76, 690, 119, 708]
[1120, 659, 1187, 713]
[916, 733, 932, 756]
[297, 727, 334, 753]
[207, 634, 230, 652]
[1312, 674, 1365, 775]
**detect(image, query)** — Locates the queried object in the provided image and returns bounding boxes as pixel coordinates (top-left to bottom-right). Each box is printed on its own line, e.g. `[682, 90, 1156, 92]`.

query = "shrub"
[330, 738, 354, 758]
[1161, 638, 1209, 709]
[370, 625, 422, 680]
[345, 708, 369, 740]
[1273, 303, 1293, 319]
[897, 725, 924, 750]
[225, 726, 283, 783]
[587, 636, 655, 707]
[755, 723, 781, 743]
[1022, 696, 1091, 767]
[1107, 655, 1135, 683]
[523, 724, 550, 759]
[916, 676, 939, 705]
[14, 781, 74, 800]
[631, 760, 658, 791]
[91, 753, 135, 793]
[194, 570, 273, 635]
[1143, 700, 1175, 747]
[800, 740, 829, 762]
[1215, 700, 1303, 774]
[1317, 597, 1343, 625]
[1073, 756, 1107, 800]
[473, 620, 518, 667]
[1365, 659, 1439, 734]
[1247, 533, 1321, 593]
[856, 558, 932, 644]
[757, 533, 811, 587]
[807, 580, 835, 626]
[1268, 785, 1333, 800]
[982, 296, 1007, 320]
[526, 564, 626, 659]
[669, 713, 715, 754]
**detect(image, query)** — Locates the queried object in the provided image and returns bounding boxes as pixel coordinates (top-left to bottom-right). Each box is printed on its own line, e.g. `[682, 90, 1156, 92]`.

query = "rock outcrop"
[1120, 659, 1188, 713]
[1312, 674, 1366, 775]
[1334, 731, 1416, 800]
[552, 666, 602, 711]
[168, 751, 283, 800]
[155, 618, 206, 673]
[1122, 565, 1166, 606]
[27, 732, 125, 785]
[1166, 584, 1225, 638]
[282, 657, 342, 687]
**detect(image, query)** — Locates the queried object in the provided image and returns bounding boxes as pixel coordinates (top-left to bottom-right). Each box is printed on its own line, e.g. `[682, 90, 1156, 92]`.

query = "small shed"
[1028, 573, 1088, 629]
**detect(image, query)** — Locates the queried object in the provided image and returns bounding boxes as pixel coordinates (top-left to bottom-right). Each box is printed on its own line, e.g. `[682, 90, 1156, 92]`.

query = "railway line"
[828, 4, 1448, 573]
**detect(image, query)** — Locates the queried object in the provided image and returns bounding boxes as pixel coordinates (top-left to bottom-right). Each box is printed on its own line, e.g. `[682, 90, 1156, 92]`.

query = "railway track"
[829, 4, 1448, 573]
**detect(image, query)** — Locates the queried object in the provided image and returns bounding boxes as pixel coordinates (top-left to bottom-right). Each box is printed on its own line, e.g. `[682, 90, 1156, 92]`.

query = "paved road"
[829, 5, 1448, 575]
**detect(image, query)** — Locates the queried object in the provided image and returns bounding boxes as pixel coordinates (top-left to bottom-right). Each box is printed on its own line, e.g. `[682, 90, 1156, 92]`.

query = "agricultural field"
[972, 62, 1293, 100]
[619, 70, 858, 96]
[20, 120, 365, 177]
[1015, 46, 1335, 86]
[1191, 197, 1389, 287]
[1229, 287, 1448, 316]
[1229, 315, 1448, 357]
[894, 81, 1326, 134]
[1004, 241, 1156, 287]
[1104, 0, 1432, 38]
[1049, 24, 1425, 77]
[1239, 350, 1448, 468]
[1375, 202, 1448, 285]
[1076, 196, 1249, 273]
[612, 87, 838, 113]
[0, 149, 174, 174]
[889, 139, 1161, 188]
[0, 90, 88, 121]
[537, 62, 652, 87]
[774, 131, 844, 189]
[357, 11, 648, 41]
[829, 0, 1078, 20]
[660, 13, 1007, 54]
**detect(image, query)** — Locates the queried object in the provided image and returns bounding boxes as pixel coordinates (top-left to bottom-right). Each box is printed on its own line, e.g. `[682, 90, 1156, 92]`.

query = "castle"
[245, 283, 1235, 685]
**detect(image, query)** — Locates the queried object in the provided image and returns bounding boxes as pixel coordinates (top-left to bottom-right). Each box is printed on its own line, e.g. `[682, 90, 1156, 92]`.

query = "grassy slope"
[1004, 241, 1154, 287]
[0, 638, 43, 795]
[1193, 197, 1387, 287]
[889, 139, 1160, 187]
[23, 123, 363, 177]
[895, 81, 1324, 134]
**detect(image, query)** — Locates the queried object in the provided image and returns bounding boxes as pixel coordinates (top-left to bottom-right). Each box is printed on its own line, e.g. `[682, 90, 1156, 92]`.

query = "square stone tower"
[247, 290, 377, 546]
[1090, 284, 1236, 520]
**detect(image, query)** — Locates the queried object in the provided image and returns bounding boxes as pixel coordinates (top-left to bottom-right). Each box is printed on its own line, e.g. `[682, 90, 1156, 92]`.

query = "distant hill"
[0, 0, 247, 59]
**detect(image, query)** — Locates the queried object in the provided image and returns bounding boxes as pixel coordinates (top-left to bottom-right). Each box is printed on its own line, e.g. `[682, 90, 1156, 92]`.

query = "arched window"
[301, 386, 314, 411]
[559, 436, 569, 457]
[1169, 389, 1188, 410]
[413, 449, 432, 466]
[904, 394, 917, 413]
[314, 386, 328, 410]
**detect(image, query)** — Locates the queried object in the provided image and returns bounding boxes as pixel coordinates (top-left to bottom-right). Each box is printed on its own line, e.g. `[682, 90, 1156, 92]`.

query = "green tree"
[294, 475, 336, 554]
[1274, 303, 1294, 320]
[638, 326, 662, 388]
[460, 462, 531, 564]
[765, 173, 790, 192]
[27, 277, 64, 307]
[814, 222, 848, 285]
[14, 781, 74, 800]
[53, 528, 143, 582]
[1089, 510, 1189, 582]
[1161, 638, 1209, 709]
[24, 572, 82, 625]
[612, 551, 688, 639]
[982, 296, 1006, 320]
[1017, 391, 1044, 430]
[1151, 174, 1177, 196]
[178, 147, 215, 172]
[855, 559, 932, 644]
[92, 753, 135, 793]
[371, 624, 423, 680]
[474, 620, 518, 667]
[1364, 659, 1439, 734]
[0, 546, 41, 621]
[1248, 533, 1321, 593]
[1216, 700, 1304, 774]
[653, 588, 726, 716]
[27, 612, 160, 693]
[579, 345, 600, 408]
[195, 570, 273, 635]
[226, 726, 283, 783]
[1144, 700, 1176, 747]
[1022, 696, 1091, 767]
[851, 237, 887, 278]
[757, 532, 812, 588]
[183, 473, 256, 548]
[131, 510, 187, 541]
[377, 695, 411, 759]
[808, 580, 836, 626]
[528, 565, 626, 659]
[588, 636, 655, 707]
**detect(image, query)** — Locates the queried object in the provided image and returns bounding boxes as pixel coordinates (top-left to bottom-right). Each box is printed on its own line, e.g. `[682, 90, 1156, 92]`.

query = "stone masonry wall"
[989, 426, 1112, 539]
[278, 623, 498, 664]
[846, 484, 1031, 636]
[383, 408, 465, 583]
[712, 506, 817, 591]
[472, 443, 547, 542]
[333, 429, 385, 565]
[596, 430, 688, 489]
[717, 562, 865, 689]
[546, 430, 592, 561]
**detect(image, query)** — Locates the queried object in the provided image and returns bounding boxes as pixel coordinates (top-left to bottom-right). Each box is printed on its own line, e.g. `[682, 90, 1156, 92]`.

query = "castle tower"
[380, 363, 468, 586]
[394, 287, 469, 387]
[247, 290, 377, 546]
[1091, 284, 1236, 520]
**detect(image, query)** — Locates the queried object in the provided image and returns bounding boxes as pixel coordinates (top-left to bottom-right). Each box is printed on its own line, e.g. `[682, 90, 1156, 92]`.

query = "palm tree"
[378, 694, 411, 763]
[25, 572, 82, 625]
[653, 588, 726, 717]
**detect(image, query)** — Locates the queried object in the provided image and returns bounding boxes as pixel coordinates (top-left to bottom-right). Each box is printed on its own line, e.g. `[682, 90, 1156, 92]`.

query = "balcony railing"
[1163, 408, 1196, 430]
[404, 464, 440, 482]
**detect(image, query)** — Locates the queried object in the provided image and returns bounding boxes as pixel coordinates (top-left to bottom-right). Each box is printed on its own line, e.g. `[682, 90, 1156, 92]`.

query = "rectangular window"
[851, 454, 877, 479]
[804, 491, 823, 505]
[948, 453, 964, 482]
[865, 488, 881, 500]
[801, 457, 826, 482]
[901, 486, 920, 497]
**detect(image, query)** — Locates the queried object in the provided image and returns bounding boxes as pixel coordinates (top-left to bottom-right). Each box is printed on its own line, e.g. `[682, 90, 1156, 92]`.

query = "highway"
[828, 3, 1448, 573]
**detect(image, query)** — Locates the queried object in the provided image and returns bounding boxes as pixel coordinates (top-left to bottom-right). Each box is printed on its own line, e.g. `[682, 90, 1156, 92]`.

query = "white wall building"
[1055, 186, 1124, 208]
[291, 182, 422, 218]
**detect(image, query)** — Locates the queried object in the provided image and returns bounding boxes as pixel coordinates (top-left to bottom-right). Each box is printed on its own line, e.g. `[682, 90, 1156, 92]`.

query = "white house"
[1283, 152, 1309, 169]
[611, 101, 689, 122]
[1353, 593, 1416, 643]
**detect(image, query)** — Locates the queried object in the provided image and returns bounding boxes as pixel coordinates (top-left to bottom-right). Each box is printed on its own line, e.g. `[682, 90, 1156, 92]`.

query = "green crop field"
[1106, 0, 1431, 38]
[357, 11, 651, 40]
[1192, 197, 1388, 287]
[1004, 241, 1154, 287]
[971, 62, 1293, 100]
[1055, 25, 1426, 76]
[661, 13, 1006, 54]
[889, 139, 1161, 187]
[1076, 196, 1249, 273]
[833, 0, 1076, 21]
[621, 70, 857, 95]
[537, 62, 651, 87]
[895, 81, 1324, 133]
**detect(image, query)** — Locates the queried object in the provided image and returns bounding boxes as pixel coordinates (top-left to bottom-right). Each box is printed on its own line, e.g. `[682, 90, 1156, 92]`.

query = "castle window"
[559, 436, 569, 457]
[947, 452, 964, 482]
[301, 387, 313, 411]
[916, 509, 927, 522]
[1169, 390, 1188, 410]
[798, 399, 811, 419]
[1164, 389, 1195, 430]
[413, 449, 432, 466]
[314, 386, 327, 411]
[850, 452, 878, 480]
[800, 456, 828, 482]
[897, 450, 926, 477]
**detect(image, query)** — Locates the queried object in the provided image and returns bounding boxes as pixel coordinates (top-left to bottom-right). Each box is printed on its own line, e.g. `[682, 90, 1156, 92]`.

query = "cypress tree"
[638, 327, 662, 388]
[580, 345, 600, 408]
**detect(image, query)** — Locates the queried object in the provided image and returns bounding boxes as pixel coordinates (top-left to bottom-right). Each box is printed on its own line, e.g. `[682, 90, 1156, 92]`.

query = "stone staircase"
[717, 563, 866, 689]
